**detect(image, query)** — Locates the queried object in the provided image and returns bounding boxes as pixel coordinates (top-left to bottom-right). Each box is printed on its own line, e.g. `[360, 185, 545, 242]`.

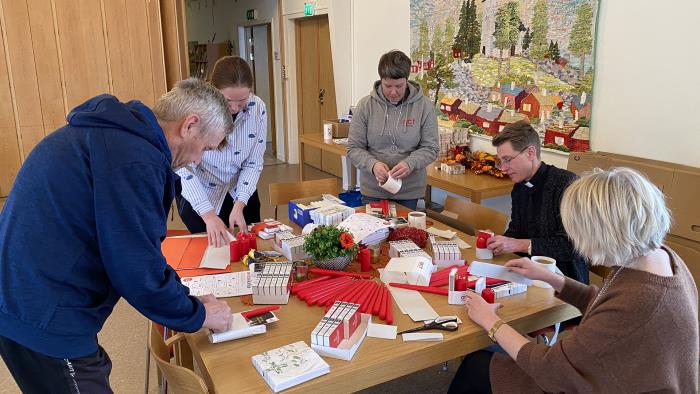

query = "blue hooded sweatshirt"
[0, 95, 204, 358]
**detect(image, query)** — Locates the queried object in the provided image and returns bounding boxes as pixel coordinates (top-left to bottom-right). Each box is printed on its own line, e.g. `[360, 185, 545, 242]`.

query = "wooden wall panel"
[26, 0, 66, 128]
[125, 0, 156, 107]
[103, 0, 135, 102]
[0, 8, 16, 129]
[53, 0, 109, 110]
[0, 127, 21, 197]
[147, 0, 167, 99]
[2, 0, 42, 129]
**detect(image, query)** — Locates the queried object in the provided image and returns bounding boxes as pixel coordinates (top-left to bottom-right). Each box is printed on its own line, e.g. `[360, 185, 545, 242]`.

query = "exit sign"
[304, 2, 315, 16]
[246, 9, 257, 20]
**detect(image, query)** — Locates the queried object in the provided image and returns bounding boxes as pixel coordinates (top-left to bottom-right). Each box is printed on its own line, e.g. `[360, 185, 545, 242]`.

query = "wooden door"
[295, 15, 341, 176]
[0, 0, 177, 198]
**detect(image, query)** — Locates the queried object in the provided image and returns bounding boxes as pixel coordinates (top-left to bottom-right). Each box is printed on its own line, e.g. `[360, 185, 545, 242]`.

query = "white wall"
[590, 0, 700, 168]
[186, 0, 285, 161]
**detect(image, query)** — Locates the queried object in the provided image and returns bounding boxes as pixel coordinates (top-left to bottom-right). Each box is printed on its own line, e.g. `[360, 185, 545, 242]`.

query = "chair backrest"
[443, 196, 509, 235]
[268, 178, 341, 207]
[148, 322, 209, 394]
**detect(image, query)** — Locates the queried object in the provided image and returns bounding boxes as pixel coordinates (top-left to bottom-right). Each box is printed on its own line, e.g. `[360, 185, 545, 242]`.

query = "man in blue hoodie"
[0, 78, 234, 393]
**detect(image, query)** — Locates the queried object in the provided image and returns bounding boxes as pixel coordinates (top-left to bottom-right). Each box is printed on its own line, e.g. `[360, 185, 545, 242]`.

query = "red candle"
[454, 274, 468, 291]
[230, 240, 241, 262]
[477, 230, 493, 241]
[482, 288, 495, 304]
[248, 233, 258, 251]
[359, 248, 371, 272]
[476, 237, 487, 249]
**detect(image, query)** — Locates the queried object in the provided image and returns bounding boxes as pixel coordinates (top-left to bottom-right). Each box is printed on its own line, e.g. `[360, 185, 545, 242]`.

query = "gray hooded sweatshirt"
[347, 80, 439, 200]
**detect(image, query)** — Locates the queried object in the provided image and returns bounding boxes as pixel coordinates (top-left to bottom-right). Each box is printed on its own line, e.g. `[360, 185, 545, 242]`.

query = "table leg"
[472, 192, 481, 204]
[425, 184, 432, 210]
[299, 141, 306, 181]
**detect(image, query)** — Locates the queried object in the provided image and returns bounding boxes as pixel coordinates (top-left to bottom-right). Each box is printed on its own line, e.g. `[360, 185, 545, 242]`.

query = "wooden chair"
[268, 178, 342, 219]
[428, 196, 509, 236]
[148, 322, 208, 394]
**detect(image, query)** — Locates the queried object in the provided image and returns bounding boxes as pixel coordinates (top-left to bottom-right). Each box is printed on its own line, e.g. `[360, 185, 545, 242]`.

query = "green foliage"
[469, 124, 486, 135]
[547, 41, 560, 61]
[466, 0, 481, 59]
[454, 1, 469, 54]
[529, 117, 541, 125]
[444, 18, 456, 63]
[522, 27, 531, 52]
[569, 3, 594, 79]
[574, 73, 593, 95]
[543, 143, 571, 153]
[302, 225, 357, 261]
[575, 117, 590, 127]
[454, 118, 472, 128]
[530, 0, 549, 60]
[438, 113, 450, 121]
[493, 2, 521, 56]
[414, 19, 430, 61]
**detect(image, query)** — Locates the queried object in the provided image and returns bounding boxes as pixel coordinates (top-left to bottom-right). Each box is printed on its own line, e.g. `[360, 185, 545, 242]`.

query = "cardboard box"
[323, 119, 351, 139]
[288, 196, 321, 228]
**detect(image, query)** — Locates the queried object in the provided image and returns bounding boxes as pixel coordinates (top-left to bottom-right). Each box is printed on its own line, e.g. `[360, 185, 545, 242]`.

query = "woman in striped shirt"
[176, 56, 267, 246]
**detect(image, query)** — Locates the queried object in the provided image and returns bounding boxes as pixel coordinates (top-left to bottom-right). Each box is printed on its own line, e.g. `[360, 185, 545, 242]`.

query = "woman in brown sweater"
[449, 167, 698, 393]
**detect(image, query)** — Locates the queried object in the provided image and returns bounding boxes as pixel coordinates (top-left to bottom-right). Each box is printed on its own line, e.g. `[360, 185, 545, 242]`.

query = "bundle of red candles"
[230, 232, 258, 263]
[290, 269, 394, 325]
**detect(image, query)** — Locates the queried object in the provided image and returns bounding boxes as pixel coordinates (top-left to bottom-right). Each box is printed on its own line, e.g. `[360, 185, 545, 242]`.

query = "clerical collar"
[522, 162, 547, 188]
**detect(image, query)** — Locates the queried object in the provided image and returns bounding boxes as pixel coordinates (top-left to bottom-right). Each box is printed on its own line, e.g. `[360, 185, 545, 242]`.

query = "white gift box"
[251, 341, 330, 393]
[380, 256, 433, 286]
[430, 235, 464, 268]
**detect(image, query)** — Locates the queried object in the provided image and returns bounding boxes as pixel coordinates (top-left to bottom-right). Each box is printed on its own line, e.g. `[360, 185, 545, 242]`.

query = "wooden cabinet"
[0, 0, 186, 197]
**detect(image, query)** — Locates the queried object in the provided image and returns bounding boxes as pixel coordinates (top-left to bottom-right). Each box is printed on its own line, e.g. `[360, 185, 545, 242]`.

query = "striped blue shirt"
[176, 94, 267, 215]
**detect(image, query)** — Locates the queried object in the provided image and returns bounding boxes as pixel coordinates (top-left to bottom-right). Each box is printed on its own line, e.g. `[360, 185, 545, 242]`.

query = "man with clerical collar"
[486, 120, 588, 284]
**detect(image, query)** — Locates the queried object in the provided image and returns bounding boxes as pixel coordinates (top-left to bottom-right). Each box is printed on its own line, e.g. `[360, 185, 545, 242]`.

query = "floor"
[0, 147, 460, 394]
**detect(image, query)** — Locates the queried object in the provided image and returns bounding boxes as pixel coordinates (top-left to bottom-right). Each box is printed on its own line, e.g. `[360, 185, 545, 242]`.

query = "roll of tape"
[407, 211, 427, 230]
[379, 176, 402, 194]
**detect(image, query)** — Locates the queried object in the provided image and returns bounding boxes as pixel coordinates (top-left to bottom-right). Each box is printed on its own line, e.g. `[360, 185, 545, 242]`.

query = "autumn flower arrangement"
[303, 225, 358, 262]
[443, 146, 506, 178]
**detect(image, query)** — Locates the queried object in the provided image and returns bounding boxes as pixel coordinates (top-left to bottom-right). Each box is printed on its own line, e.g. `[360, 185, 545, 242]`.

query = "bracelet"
[487, 319, 505, 342]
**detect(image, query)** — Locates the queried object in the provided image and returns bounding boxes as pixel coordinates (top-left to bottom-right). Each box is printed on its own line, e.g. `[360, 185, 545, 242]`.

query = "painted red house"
[569, 93, 592, 120]
[439, 97, 463, 120]
[519, 92, 563, 120]
[555, 57, 569, 67]
[500, 83, 528, 110]
[452, 47, 463, 58]
[475, 104, 504, 135]
[544, 123, 589, 152]
[457, 101, 481, 123]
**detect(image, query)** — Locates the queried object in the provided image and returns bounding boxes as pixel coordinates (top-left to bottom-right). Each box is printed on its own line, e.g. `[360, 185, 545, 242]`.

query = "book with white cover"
[251, 341, 330, 393]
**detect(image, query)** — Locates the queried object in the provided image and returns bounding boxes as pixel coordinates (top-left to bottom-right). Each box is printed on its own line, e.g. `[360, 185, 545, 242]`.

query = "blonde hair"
[153, 78, 233, 137]
[560, 167, 671, 268]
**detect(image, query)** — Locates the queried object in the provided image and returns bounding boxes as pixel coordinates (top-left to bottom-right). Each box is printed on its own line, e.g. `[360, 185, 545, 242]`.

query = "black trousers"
[447, 350, 494, 394]
[0, 335, 113, 394]
[176, 190, 261, 233]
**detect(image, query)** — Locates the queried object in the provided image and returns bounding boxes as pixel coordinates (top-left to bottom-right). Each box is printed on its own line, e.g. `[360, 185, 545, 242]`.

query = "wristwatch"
[488, 319, 505, 342]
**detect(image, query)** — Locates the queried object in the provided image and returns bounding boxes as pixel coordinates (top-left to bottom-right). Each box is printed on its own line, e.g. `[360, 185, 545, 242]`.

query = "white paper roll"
[530, 256, 557, 288]
[379, 176, 402, 194]
[407, 211, 426, 230]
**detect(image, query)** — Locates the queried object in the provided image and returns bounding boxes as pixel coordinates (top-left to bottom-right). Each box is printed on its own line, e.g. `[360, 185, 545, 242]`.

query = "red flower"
[340, 232, 355, 249]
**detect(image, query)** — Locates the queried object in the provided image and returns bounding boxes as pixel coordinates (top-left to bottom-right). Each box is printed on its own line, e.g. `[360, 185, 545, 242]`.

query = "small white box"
[430, 235, 464, 268]
[251, 262, 293, 304]
[380, 256, 433, 286]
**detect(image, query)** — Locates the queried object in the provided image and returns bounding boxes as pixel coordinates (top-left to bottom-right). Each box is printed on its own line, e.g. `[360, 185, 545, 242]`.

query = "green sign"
[304, 2, 315, 16]
[246, 9, 257, 20]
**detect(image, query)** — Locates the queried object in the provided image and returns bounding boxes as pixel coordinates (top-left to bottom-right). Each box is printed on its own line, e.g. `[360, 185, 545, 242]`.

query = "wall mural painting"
[411, 0, 599, 154]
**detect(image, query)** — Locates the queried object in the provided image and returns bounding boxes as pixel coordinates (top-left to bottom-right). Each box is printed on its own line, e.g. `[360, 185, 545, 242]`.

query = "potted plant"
[302, 225, 358, 271]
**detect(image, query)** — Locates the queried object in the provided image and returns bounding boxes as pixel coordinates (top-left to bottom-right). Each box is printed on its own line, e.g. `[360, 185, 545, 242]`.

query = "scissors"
[397, 316, 459, 335]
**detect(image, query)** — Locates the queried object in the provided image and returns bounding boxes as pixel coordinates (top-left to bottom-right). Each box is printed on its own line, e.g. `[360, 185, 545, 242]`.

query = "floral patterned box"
[251, 341, 330, 392]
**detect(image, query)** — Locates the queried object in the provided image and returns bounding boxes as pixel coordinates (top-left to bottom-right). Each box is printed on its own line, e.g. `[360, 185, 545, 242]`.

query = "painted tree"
[465, 0, 481, 59]
[522, 27, 531, 54]
[453, 1, 469, 57]
[444, 17, 456, 63]
[569, 2, 594, 79]
[414, 18, 430, 62]
[427, 22, 457, 105]
[530, 0, 549, 60]
[493, 2, 521, 78]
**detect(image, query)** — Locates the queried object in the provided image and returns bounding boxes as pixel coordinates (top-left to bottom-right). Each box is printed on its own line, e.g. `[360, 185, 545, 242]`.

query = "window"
[499, 125, 504, 131]
[483, 122, 490, 128]
[555, 136, 565, 145]
[523, 103, 531, 112]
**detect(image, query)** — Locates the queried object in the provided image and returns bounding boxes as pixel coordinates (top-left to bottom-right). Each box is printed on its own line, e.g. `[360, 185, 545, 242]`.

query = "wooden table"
[298, 133, 514, 205]
[184, 219, 579, 393]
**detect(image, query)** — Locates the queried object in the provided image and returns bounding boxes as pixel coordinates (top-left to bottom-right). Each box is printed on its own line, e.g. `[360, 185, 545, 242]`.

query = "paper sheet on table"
[468, 261, 532, 285]
[180, 271, 252, 297]
[426, 227, 457, 239]
[402, 333, 443, 342]
[200, 245, 231, 269]
[387, 286, 439, 321]
[367, 322, 397, 340]
[452, 236, 471, 249]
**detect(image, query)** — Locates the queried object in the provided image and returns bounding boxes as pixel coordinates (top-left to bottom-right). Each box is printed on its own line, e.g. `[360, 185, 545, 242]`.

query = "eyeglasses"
[496, 146, 530, 170]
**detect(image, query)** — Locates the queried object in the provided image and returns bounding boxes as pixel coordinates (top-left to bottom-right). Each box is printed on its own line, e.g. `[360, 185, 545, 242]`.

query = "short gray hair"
[153, 78, 233, 137]
[560, 167, 671, 268]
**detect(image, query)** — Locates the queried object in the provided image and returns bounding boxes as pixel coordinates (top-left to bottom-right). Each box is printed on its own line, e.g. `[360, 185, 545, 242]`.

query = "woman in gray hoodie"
[347, 50, 439, 210]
